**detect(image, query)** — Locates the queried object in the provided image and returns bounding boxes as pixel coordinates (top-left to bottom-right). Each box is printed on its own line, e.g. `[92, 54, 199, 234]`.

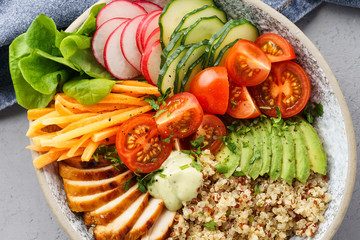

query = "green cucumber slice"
[212, 38, 237, 67]
[181, 16, 224, 45]
[157, 45, 192, 95]
[170, 5, 227, 40]
[159, 0, 215, 48]
[175, 40, 208, 93]
[181, 54, 204, 92]
[207, 19, 259, 67]
[161, 29, 186, 68]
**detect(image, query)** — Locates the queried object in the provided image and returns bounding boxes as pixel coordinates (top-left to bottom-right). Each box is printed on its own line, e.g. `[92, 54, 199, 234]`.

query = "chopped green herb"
[191, 160, 203, 172]
[233, 171, 245, 177]
[259, 106, 271, 110]
[162, 133, 173, 143]
[242, 142, 249, 148]
[199, 212, 205, 217]
[249, 217, 254, 223]
[180, 164, 190, 170]
[204, 221, 217, 231]
[159, 174, 167, 179]
[143, 97, 160, 110]
[303, 102, 324, 123]
[225, 209, 231, 217]
[94, 145, 127, 170]
[254, 184, 260, 195]
[136, 168, 143, 172]
[250, 150, 261, 164]
[190, 136, 205, 149]
[135, 168, 164, 193]
[218, 136, 236, 153]
[231, 101, 237, 110]
[123, 179, 131, 191]
[151, 158, 157, 162]
[138, 182, 147, 193]
[153, 109, 168, 118]
[167, 111, 171, 117]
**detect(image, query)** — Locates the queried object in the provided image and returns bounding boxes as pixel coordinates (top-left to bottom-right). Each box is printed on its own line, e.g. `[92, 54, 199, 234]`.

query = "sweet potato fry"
[27, 111, 60, 137]
[42, 113, 97, 126]
[58, 148, 86, 161]
[33, 150, 66, 169]
[81, 141, 102, 162]
[27, 108, 55, 120]
[112, 84, 160, 96]
[91, 126, 120, 142]
[55, 100, 74, 116]
[99, 93, 148, 106]
[67, 134, 92, 158]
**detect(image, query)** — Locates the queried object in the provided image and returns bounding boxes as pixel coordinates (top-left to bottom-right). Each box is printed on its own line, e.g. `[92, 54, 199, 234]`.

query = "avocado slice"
[296, 117, 327, 175]
[215, 132, 241, 178]
[259, 119, 272, 176]
[269, 125, 282, 180]
[280, 128, 296, 184]
[248, 122, 263, 180]
[289, 124, 310, 183]
[237, 122, 253, 175]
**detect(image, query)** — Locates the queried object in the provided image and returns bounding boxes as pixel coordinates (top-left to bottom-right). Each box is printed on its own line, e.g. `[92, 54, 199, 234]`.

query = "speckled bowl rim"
[34, 0, 357, 239]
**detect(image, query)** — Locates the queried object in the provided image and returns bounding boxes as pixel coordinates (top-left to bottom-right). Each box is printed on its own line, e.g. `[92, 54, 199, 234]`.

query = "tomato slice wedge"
[155, 92, 204, 138]
[225, 39, 271, 86]
[255, 33, 296, 63]
[189, 66, 229, 115]
[227, 81, 261, 119]
[190, 114, 226, 154]
[116, 114, 172, 173]
[250, 61, 311, 118]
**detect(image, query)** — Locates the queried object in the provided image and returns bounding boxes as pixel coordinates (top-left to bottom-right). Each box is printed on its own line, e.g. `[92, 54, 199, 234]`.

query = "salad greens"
[9, 4, 115, 109]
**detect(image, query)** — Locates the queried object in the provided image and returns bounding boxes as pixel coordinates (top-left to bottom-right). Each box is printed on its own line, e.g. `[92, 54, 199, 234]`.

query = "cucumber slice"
[207, 19, 259, 67]
[181, 55, 204, 92]
[170, 5, 227, 40]
[157, 45, 192, 95]
[160, 29, 186, 68]
[175, 40, 208, 93]
[159, 0, 215, 48]
[212, 38, 237, 67]
[181, 16, 224, 45]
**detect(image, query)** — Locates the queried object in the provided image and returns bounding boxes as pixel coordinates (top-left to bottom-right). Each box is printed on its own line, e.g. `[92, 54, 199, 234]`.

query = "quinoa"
[168, 150, 331, 240]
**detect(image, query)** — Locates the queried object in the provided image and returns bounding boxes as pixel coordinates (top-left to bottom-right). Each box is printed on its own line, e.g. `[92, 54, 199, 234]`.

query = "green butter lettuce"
[63, 78, 115, 106]
[75, 3, 106, 36]
[9, 34, 56, 109]
[33, 49, 79, 71]
[60, 35, 114, 79]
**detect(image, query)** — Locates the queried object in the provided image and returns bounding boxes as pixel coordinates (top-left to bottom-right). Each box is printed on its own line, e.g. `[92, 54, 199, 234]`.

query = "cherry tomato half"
[225, 39, 271, 86]
[255, 33, 296, 63]
[189, 66, 229, 115]
[227, 81, 261, 119]
[155, 92, 204, 138]
[190, 114, 226, 154]
[250, 61, 311, 118]
[116, 114, 172, 173]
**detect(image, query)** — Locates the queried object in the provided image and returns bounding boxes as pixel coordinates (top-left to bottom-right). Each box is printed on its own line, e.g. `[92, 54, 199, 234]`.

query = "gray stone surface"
[0, 2, 359, 240]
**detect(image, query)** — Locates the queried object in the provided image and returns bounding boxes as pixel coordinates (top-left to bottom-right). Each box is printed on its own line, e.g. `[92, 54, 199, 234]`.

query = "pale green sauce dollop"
[148, 151, 203, 211]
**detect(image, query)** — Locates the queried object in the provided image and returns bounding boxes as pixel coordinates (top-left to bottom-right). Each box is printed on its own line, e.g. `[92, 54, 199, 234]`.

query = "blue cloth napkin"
[0, 0, 359, 111]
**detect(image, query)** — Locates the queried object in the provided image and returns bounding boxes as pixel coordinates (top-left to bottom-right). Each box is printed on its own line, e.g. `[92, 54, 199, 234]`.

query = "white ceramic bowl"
[33, 0, 357, 239]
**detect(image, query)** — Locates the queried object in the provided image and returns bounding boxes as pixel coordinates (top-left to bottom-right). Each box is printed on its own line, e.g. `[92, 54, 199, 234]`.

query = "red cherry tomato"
[155, 92, 204, 138]
[116, 114, 172, 173]
[189, 66, 229, 115]
[250, 61, 311, 118]
[225, 39, 271, 86]
[254, 33, 296, 63]
[190, 114, 226, 154]
[227, 81, 261, 119]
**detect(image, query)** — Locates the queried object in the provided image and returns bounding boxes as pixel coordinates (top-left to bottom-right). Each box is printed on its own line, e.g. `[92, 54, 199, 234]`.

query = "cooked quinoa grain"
[169, 150, 331, 240]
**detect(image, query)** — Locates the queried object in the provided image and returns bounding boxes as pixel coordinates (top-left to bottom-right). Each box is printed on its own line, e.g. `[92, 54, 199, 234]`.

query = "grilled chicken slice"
[59, 162, 122, 181]
[66, 181, 133, 212]
[94, 193, 149, 240]
[64, 156, 112, 169]
[141, 209, 176, 240]
[84, 183, 142, 226]
[63, 170, 134, 196]
[125, 198, 164, 240]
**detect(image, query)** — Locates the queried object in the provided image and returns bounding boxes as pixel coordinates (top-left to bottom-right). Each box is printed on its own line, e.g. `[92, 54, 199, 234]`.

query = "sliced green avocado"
[280, 128, 296, 184]
[259, 119, 272, 176]
[248, 122, 263, 180]
[215, 132, 241, 178]
[296, 117, 327, 175]
[289, 124, 310, 183]
[238, 122, 253, 175]
[269, 125, 282, 180]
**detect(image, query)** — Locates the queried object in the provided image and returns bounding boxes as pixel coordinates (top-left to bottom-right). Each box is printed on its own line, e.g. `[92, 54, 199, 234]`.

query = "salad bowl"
[32, 0, 357, 239]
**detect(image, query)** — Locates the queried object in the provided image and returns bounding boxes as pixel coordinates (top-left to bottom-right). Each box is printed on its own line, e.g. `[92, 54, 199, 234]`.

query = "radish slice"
[140, 12, 161, 52]
[144, 27, 160, 51]
[136, 10, 162, 53]
[104, 21, 140, 79]
[92, 18, 128, 67]
[141, 40, 162, 85]
[96, 0, 146, 29]
[121, 15, 147, 72]
[134, 0, 162, 13]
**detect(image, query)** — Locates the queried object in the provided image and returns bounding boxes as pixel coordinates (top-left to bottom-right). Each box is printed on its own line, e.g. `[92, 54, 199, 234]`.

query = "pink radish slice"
[144, 27, 160, 51]
[140, 12, 161, 51]
[104, 21, 140, 79]
[135, 10, 162, 53]
[92, 18, 128, 67]
[141, 40, 162, 85]
[133, 0, 162, 13]
[121, 15, 147, 72]
[96, 0, 146, 29]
